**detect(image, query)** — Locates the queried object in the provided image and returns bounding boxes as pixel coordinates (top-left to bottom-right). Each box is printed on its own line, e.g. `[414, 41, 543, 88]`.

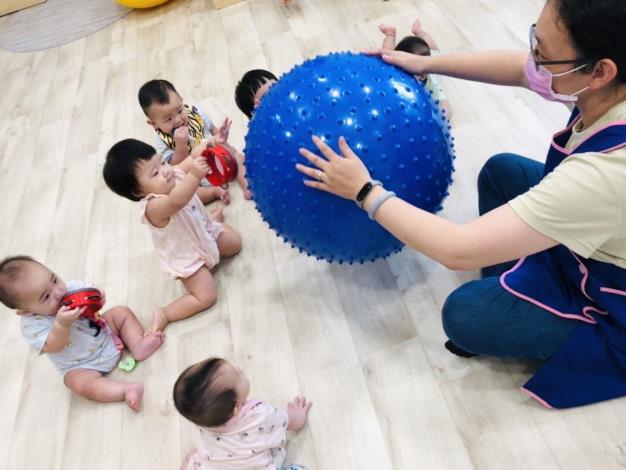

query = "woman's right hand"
[366, 48, 431, 76]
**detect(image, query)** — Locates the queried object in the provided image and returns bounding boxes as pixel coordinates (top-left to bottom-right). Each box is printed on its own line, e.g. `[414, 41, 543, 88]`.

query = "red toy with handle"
[201, 145, 239, 187]
[61, 288, 105, 325]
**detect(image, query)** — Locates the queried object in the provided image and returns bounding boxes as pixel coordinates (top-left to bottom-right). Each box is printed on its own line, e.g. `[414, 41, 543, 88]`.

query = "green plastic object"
[118, 354, 137, 372]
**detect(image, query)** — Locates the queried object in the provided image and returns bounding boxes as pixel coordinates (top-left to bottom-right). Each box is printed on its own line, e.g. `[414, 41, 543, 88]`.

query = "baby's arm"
[379, 24, 397, 50]
[411, 19, 439, 51]
[145, 157, 210, 227]
[171, 126, 191, 165]
[41, 306, 84, 353]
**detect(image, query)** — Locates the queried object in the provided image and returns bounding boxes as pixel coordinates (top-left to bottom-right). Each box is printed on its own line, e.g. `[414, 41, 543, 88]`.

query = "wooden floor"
[1, 0, 624, 469]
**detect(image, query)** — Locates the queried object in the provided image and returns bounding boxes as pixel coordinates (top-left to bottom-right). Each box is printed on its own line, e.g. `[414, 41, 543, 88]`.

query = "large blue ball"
[244, 52, 454, 263]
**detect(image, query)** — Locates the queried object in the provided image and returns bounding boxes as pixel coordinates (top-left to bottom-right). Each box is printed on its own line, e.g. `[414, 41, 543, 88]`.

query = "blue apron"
[500, 109, 626, 408]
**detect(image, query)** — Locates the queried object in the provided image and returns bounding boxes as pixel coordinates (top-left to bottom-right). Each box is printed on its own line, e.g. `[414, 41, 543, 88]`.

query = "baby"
[139, 79, 251, 200]
[0, 256, 163, 411]
[234, 69, 278, 120]
[379, 19, 452, 118]
[103, 139, 242, 332]
[174, 357, 311, 470]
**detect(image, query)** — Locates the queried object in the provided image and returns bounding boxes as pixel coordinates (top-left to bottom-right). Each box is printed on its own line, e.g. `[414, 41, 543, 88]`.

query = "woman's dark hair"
[235, 69, 278, 119]
[138, 79, 179, 115]
[102, 139, 156, 202]
[552, 0, 626, 83]
[395, 36, 431, 56]
[173, 357, 238, 428]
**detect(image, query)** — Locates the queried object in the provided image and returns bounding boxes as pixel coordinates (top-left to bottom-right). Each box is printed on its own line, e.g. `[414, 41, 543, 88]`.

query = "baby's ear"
[146, 119, 157, 129]
[15, 309, 31, 317]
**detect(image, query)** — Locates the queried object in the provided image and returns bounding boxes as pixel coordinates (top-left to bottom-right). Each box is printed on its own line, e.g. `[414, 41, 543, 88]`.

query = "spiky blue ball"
[244, 52, 455, 263]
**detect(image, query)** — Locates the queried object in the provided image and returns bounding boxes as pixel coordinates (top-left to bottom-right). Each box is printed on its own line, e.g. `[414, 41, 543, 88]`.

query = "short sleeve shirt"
[509, 100, 626, 268]
[20, 280, 120, 375]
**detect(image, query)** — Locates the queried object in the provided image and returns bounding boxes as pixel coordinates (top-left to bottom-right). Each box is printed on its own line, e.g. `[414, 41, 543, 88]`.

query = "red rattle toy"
[201, 145, 238, 187]
[61, 288, 105, 324]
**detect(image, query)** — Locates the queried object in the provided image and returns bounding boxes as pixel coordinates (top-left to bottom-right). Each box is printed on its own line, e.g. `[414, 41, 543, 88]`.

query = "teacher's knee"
[441, 282, 481, 345]
[477, 153, 516, 190]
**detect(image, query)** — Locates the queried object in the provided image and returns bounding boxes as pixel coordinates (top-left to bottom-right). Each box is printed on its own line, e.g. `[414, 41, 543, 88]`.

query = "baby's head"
[139, 79, 187, 135]
[235, 69, 278, 119]
[173, 357, 250, 428]
[103, 139, 174, 201]
[0, 256, 67, 316]
[395, 36, 431, 83]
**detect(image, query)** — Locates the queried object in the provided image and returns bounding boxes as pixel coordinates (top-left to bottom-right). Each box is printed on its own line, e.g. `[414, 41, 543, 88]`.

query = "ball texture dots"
[244, 52, 455, 264]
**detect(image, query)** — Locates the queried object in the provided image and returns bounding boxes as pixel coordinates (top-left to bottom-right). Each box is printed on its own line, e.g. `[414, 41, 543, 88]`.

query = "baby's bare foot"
[218, 188, 231, 205]
[287, 396, 312, 431]
[124, 383, 144, 412]
[379, 24, 396, 37]
[133, 331, 165, 361]
[151, 308, 170, 333]
[211, 207, 225, 223]
[411, 18, 423, 36]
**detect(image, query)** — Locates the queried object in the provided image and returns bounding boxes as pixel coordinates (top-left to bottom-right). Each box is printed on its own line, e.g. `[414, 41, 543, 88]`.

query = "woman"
[296, 0, 626, 409]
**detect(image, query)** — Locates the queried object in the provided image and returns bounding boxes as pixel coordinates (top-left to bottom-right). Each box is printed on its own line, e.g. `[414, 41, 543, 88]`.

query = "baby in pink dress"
[174, 357, 312, 470]
[103, 139, 242, 332]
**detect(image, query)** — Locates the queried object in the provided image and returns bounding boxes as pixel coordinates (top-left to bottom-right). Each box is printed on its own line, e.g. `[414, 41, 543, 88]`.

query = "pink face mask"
[525, 53, 590, 103]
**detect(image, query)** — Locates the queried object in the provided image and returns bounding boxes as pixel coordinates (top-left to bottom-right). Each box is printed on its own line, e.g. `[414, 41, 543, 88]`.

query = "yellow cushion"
[115, 0, 170, 8]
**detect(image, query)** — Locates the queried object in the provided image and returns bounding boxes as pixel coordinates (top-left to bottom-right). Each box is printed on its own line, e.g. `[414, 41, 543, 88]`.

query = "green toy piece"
[118, 354, 137, 372]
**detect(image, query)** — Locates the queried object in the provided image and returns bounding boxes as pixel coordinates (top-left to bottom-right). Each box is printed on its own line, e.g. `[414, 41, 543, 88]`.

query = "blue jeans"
[441, 153, 578, 359]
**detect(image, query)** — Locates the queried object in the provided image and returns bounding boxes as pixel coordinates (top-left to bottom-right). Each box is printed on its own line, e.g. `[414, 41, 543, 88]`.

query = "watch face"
[357, 182, 372, 201]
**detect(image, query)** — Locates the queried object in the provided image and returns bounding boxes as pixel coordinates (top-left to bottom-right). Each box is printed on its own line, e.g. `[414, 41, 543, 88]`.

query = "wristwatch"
[355, 180, 382, 209]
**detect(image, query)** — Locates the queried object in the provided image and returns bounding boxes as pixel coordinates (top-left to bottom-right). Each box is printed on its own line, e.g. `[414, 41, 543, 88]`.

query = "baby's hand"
[214, 118, 232, 145]
[111, 334, 124, 351]
[190, 155, 210, 179]
[287, 396, 312, 432]
[190, 138, 211, 159]
[174, 126, 189, 146]
[55, 305, 85, 327]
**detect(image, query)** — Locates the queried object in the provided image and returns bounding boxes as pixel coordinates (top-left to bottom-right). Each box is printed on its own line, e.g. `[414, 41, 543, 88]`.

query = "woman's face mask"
[526, 24, 591, 103]
[525, 53, 591, 103]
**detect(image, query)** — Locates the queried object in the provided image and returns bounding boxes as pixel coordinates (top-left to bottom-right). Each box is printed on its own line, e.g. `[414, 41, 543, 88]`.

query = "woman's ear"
[590, 58, 618, 89]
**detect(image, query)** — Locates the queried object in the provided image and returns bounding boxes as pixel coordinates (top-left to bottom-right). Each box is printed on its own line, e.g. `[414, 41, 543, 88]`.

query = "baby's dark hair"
[173, 357, 238, 428]
[138, 79, 180, 116]
[103, 139, 156, 202]
[0, 256, 39, 309]
[235, 69, 278, 119]
[395, 36, 431, 56]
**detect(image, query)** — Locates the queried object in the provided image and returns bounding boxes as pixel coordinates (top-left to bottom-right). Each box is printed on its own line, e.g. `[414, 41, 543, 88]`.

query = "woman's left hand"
[297, 136, 371, 200]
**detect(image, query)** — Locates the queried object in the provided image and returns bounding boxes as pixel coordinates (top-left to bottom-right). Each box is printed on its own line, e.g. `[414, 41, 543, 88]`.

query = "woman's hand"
[296, 136, 371, 200]
[366, 48, 431, 76]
